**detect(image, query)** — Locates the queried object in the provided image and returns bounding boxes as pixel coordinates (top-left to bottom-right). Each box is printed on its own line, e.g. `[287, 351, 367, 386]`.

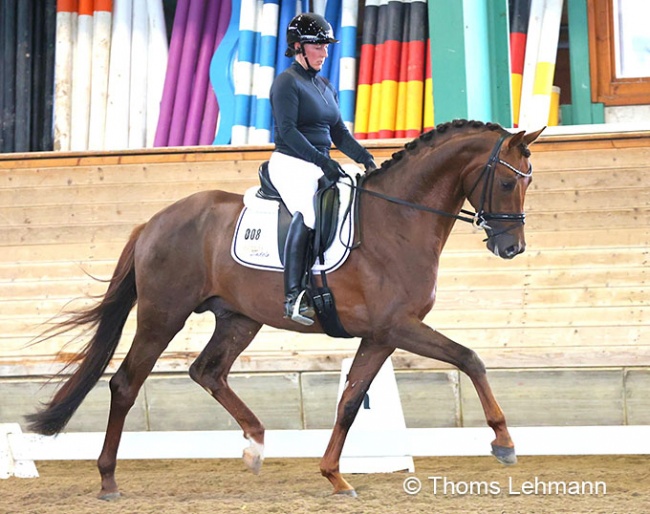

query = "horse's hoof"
[334, 488, 358, 498]
[242, 445, 264, 475]
[491, 443, 517, 465]
[98, 491, 122, 501]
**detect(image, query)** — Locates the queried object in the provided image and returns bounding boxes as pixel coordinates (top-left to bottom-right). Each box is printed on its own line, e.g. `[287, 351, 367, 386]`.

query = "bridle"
[342, 134, 532, 243]
[464, 134, 532, 238]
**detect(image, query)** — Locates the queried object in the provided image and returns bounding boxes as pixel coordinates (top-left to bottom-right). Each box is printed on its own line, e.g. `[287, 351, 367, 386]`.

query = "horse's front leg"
[320, 339, 394, 496]
[392, 319, 515, 464]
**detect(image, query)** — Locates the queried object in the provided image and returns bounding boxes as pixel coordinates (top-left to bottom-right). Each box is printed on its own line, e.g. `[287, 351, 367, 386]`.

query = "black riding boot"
[283, 212, 315, 325]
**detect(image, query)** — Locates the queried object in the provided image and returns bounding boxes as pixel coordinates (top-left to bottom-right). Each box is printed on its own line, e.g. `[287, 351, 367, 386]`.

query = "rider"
[269, 12, 377, 326]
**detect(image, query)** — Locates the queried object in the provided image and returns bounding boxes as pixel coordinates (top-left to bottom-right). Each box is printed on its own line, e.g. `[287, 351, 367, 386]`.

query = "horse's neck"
[361, 141, 474, 261]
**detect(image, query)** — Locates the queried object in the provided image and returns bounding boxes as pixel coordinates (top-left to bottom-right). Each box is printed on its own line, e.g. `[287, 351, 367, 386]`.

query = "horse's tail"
[26, 224, 145, 436]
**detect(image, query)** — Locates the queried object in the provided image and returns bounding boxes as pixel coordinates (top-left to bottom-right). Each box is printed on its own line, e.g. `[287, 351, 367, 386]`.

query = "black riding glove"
[322, 159, 344, 182]
[363, 158, 377, 173]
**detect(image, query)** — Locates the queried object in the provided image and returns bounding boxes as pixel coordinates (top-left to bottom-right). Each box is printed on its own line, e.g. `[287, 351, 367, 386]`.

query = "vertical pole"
[486, 0, 512, 126]
[428, 0, 467, 122]
[1, 0, 18, 152]
[563, 0, 604, 124]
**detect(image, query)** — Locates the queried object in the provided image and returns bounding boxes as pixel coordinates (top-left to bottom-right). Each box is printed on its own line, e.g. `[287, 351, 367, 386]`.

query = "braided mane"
[368, 119, 530, 176]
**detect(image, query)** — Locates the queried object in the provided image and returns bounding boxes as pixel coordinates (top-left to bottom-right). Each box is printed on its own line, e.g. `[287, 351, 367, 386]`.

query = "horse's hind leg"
[97, 312, 188, 500]
[319, 338, 394, 496]
[188, 308, 264, 474]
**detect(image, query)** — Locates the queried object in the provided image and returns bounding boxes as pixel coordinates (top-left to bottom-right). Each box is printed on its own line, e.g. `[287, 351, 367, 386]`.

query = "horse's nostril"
[505, 244, 525, 258]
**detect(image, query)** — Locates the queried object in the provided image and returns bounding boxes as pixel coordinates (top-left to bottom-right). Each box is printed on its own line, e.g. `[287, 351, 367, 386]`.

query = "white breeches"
[268, 151, 323, 229]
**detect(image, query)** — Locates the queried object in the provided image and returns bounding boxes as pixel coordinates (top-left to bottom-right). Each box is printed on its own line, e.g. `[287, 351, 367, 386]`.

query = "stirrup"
[286, 290, 315, 326]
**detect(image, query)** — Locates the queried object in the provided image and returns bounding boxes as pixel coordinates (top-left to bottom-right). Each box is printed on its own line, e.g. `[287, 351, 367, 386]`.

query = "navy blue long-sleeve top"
[270, 61, 373, 170]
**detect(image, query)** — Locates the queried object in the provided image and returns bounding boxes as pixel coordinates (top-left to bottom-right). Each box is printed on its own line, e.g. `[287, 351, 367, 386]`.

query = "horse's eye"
[500, 180, 516, 192]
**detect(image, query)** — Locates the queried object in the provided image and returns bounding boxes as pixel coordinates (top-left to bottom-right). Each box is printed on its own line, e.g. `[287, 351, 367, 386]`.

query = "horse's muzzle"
[488, 235, 526, 259]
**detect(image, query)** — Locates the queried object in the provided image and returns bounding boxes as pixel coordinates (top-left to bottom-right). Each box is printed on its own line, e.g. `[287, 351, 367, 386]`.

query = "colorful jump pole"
[146, 0, 168, 147]
[53, 0, 77, 151]
[353, 0, 378, 139]
[168, 0, 207, 146]
[184, 0, 222, 146]
[404, 0, 426, 138]
[366, 0, 388, 139]
[105, 0, 133, 150]
[14, 0, 34, 152]
[250, 0, 279, 144]
[70, 0, 93, 150]
[232, 0, 258, 144]
[339, 0, 358, 131]
[128, 0, 149, 149]
[423, 37, 433, 131]
[154, 0, 190, 147]
[88, 0, 112, 150]
[377, 0, 403, 139]
[31, 0, 57, 152]
[509, 0, 530, 127]
[211, 0, 241, 145]
[199, 0, 231, 145]
[518, 0, 563, 129]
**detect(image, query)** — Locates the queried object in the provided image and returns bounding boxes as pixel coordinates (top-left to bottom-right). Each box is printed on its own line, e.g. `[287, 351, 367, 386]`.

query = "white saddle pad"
[231, 175, 356, 273]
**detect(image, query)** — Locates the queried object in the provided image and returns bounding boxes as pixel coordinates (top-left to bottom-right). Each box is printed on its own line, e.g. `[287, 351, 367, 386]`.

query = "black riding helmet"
[285, 13, 338, 57]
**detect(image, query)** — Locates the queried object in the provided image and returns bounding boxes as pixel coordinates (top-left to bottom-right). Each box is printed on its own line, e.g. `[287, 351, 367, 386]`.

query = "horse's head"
[464, 127, 545, 259]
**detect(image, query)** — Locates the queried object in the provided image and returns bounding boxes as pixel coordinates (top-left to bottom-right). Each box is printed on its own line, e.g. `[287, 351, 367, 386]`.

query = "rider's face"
[298, 43, 329, 70]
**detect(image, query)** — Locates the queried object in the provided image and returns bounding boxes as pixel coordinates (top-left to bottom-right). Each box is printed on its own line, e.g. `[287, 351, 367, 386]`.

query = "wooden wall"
[1, 131, 649, 430]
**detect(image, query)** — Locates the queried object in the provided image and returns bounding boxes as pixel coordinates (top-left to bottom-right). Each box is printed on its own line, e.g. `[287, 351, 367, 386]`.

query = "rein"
[338, 134, 532, 247]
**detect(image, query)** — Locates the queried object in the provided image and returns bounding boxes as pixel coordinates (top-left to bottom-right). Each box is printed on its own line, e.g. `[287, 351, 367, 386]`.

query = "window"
[588, 0, 650, 105]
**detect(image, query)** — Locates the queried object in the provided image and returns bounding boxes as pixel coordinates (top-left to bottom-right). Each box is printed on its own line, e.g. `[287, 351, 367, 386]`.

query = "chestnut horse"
[27, 120, 543, 499]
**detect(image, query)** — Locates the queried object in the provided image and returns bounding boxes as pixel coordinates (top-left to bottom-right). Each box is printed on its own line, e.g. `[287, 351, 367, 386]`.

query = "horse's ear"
[523, 126, 546, 146]
[507, 130, 527, 150]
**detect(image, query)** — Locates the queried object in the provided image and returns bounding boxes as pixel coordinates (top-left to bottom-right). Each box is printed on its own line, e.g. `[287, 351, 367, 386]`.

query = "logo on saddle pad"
[231, 176, 356, 273]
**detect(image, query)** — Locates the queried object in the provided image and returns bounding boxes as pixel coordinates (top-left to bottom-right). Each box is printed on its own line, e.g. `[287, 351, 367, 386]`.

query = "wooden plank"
[625, 370, 650, 425]
[460, 369, 625, 427]
[528, 168, 649, 192]
[2, 183, 648, 221]
[3, 342, 650, 378]
[0, 378, 147, 432]
[0, 246, 645, 282]
[2, 210, 648, 246]
[144, 373, 303, 430]
[0, 160, 260, 188]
